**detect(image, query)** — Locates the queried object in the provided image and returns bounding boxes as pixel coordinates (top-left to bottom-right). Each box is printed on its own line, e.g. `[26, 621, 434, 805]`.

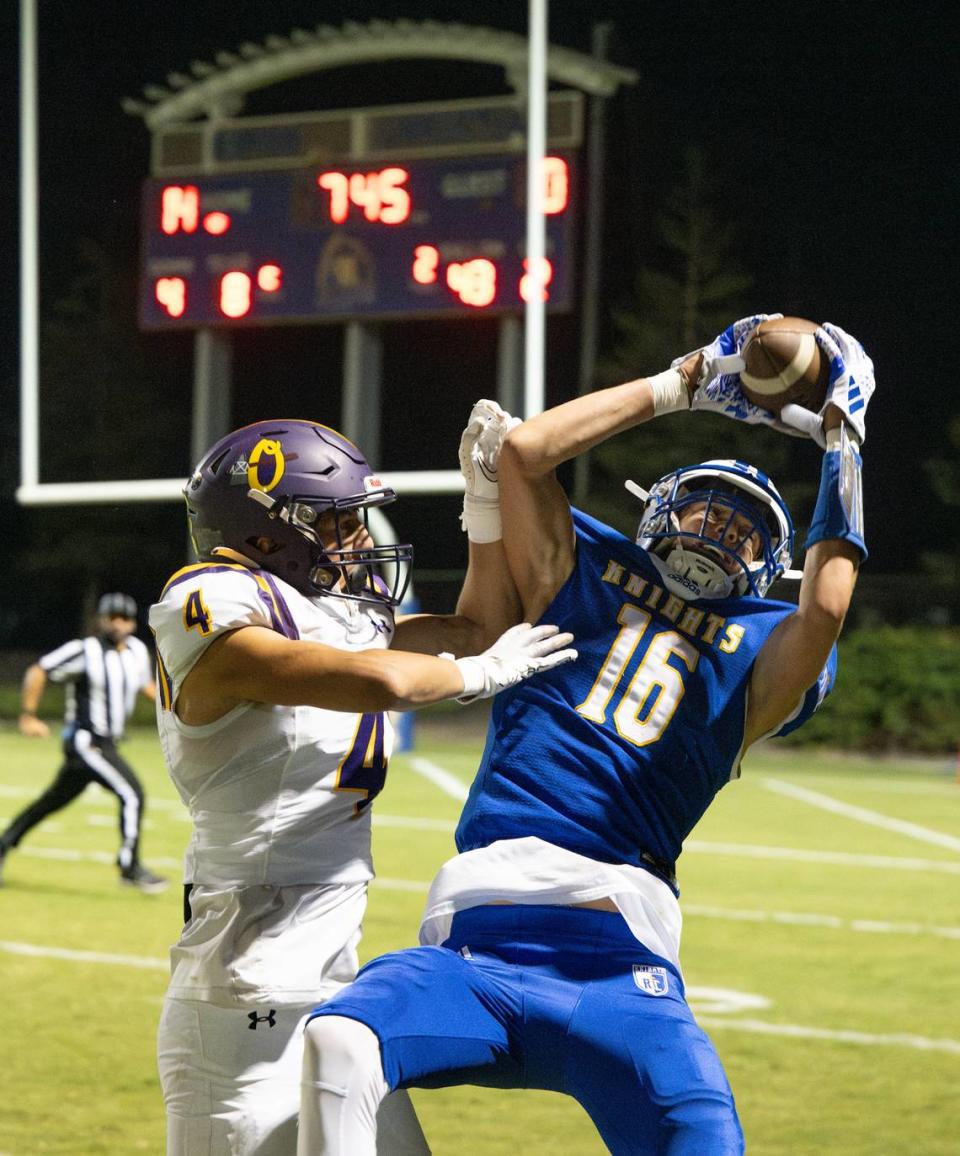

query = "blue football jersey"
[456, 510, 836, 883]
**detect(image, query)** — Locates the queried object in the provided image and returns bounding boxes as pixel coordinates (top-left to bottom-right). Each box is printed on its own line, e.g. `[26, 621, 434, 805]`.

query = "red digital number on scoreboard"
[316, 168, 412, 225]
[314, 157, 568, 227]
[145, 155, 573, 323]
[411, 246, 554, 308]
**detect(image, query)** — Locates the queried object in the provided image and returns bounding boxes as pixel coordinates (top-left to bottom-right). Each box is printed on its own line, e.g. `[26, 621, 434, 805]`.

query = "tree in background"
[584, 146, 813, 540]
[922, 414, 960, 601]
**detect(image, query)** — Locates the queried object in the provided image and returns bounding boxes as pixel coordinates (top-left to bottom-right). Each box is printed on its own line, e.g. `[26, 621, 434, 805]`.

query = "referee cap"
[97, 592, 137, 618]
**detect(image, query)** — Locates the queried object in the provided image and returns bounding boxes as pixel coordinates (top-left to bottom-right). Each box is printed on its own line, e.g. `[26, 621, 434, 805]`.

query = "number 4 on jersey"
[183, 589, 213, 635]
[336, 713, 389, 813]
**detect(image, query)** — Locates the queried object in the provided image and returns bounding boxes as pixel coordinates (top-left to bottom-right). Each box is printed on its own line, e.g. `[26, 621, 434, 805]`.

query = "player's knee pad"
[299, 1016, 390, 1156]
[302, 1014, 384, 1094]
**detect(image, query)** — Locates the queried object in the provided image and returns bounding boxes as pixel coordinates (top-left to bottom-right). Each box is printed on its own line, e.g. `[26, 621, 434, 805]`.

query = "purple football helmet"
[183, 420, 412, 605]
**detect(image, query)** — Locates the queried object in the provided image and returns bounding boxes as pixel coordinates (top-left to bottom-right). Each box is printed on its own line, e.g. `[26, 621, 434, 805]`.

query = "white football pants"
[159, 999, 428, 1155]
[299, 1016, 425, 1156]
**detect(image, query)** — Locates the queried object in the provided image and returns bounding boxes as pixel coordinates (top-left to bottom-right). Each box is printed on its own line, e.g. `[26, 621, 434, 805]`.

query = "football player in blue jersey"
[296, 317, 873, 1156]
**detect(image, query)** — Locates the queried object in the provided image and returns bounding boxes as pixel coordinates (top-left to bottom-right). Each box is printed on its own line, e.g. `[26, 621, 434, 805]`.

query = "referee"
[0, 593, 167, 892]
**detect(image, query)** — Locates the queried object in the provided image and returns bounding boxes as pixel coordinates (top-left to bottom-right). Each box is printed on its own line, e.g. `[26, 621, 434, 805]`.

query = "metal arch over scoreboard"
[139, 150, 577, 327]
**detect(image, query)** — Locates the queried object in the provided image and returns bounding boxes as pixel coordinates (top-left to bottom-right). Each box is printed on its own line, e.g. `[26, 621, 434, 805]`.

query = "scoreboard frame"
[139, 150, 578, 329]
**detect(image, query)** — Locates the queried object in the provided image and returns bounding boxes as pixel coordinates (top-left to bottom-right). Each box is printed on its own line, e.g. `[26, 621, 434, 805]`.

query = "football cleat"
[120, 864, 169, 894]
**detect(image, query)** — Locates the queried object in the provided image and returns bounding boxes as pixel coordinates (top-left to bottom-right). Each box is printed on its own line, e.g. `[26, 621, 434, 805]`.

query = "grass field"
[0, 722, 958, 1155]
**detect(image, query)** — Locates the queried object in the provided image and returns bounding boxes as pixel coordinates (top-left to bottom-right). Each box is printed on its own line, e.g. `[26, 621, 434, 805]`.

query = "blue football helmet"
[184, 419, 412, 605]
[630, 459, 794, 599]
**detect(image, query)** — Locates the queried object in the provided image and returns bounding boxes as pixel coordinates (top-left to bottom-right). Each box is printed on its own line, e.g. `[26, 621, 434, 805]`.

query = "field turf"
[0, 722, 957, 1154]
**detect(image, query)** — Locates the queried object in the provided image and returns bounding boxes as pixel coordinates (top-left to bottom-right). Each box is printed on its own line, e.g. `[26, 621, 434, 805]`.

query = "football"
[739, 316, 830, 414]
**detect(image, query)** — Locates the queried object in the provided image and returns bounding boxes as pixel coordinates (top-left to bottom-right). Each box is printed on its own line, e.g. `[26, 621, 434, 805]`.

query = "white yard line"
[793, 779, 960, 797]
[0, 940, 167, 970]
[373, 876, 431, 892]
[373, 814, 456, 832]
[685, 840, 960, 875]
[12, 846, 183, 868]
[698, 1016, 960, 1055]
[0, 784, 185, 810]
[10, 837, 960, 877]
[408, 757, 470, 801]
[2, 937, 956, 1055]
[763, 778, 960, 854]
[684, 903, 960, 941]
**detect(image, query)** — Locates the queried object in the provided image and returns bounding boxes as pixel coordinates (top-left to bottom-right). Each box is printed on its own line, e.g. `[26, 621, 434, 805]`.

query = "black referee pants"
[1, 728, 146, 873]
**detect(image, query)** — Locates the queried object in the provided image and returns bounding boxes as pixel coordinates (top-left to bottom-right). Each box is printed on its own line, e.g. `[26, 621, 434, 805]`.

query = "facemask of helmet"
[183, 420, 413, 606]
[628, 460, 794, 600]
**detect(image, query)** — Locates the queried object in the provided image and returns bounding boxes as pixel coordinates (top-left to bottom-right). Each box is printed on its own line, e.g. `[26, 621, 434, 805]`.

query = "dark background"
[2, 1, 957, 649]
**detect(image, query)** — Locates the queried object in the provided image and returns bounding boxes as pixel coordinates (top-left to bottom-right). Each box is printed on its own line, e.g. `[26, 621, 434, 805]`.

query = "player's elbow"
[799, 599, 848, 647]
[363, 663, 442, 712]
[501, 425, 547, 478]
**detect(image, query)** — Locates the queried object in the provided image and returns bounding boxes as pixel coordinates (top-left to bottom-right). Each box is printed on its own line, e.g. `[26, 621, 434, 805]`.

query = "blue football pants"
[310, 905, 744, 1155]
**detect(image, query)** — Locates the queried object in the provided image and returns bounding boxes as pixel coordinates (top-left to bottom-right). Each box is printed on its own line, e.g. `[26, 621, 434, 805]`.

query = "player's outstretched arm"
[745, 404, 864, 745]
[498, 355, 703, 623]
[394, 400, 523, 658]
[173, 621, 575, 725]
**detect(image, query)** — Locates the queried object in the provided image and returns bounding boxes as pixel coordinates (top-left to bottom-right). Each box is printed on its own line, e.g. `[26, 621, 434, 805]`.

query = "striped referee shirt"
[39, 635, 153, 740]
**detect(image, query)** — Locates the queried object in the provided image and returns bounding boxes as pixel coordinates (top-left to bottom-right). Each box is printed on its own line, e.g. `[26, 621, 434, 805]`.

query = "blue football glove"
[813, 323, 874, 444]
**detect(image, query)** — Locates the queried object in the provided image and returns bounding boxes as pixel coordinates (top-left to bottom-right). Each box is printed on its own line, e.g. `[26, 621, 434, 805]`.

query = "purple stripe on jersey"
[259, 573, 300, 640]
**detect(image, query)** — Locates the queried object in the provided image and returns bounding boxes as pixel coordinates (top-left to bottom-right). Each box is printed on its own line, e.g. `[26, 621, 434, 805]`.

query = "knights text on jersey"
[149, 562, 396, 887]
[456, 509, 836, 877]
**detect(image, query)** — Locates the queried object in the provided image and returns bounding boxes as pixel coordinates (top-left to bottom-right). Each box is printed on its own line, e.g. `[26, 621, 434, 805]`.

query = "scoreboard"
[139, 151, 577, 328]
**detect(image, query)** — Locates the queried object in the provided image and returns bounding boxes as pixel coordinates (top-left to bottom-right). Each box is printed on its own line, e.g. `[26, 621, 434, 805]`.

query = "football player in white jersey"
[150, 418, 574, 1156]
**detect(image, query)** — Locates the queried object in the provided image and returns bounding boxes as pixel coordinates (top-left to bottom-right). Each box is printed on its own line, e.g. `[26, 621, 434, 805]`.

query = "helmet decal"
[183, 419, 412, 606]
[246, 438, 286, 493]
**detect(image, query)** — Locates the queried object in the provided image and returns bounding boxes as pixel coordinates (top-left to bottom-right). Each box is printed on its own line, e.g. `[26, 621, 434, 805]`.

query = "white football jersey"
[149, 561, 396, 889]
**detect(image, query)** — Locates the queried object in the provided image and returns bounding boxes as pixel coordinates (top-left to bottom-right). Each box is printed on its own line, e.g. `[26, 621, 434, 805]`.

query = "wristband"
[647, 368, 691, 416]
[806, 424, 867, 560]
[460, 494, 502, 543]
[438, 652, 484, 703]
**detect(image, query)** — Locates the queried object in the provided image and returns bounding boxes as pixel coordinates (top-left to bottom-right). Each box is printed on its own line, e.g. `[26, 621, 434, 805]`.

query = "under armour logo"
[247, 1009, 277, 1030]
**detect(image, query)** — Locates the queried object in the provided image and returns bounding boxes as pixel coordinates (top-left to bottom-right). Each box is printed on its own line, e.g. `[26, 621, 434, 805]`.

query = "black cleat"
[120, 864, 169, 894]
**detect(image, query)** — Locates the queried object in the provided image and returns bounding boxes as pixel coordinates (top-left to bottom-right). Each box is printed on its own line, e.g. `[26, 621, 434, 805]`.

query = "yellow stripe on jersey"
[156, 650, 174, 711]
[159, 561, 250, 599]
[251, 573, 285, 626]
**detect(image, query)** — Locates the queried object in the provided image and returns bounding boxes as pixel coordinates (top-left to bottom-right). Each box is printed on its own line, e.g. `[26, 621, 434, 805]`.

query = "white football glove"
[442, 622, 577, 703]
[672, 313, 807, 436]
[813, 322, 874, 444]
[458, 398, 521, 543]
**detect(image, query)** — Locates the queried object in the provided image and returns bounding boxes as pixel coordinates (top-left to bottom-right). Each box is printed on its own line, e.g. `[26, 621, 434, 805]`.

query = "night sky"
[2, 1, 956, 641]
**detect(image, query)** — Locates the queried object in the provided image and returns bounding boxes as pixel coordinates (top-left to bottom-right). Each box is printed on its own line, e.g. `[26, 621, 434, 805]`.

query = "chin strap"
[660, 546, 736, 600]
